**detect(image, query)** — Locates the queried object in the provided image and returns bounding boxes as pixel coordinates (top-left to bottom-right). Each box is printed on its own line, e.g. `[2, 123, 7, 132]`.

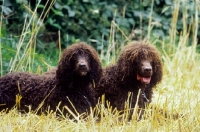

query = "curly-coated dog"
[96, 41, 163, 119]
[0, 42, 102, 116]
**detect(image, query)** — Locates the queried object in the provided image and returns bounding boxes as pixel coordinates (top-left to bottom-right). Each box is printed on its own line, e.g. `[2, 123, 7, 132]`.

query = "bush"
[1, 0, 199, 66]
[2, 0, 199, 48]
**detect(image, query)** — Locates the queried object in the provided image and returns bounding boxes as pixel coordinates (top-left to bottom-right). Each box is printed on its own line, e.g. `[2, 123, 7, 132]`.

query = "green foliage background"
[0, 0, 199, 75]
[2, 0, 198, 43]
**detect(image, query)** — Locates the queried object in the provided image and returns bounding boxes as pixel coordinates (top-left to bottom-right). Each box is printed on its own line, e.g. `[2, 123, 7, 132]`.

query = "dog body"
[96, 42, 163, 118]
[0, 42, 102, 116]
[0, 72, 55, 112]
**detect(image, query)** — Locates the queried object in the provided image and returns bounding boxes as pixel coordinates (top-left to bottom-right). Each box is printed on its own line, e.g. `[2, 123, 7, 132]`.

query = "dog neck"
[71, 74, 91, 89]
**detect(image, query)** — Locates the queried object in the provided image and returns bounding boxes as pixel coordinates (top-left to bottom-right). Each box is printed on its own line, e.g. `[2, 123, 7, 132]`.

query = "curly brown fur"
[0, 42, 102, 116]
[96, 41, 163, 119]
[0, 72, 56, 112]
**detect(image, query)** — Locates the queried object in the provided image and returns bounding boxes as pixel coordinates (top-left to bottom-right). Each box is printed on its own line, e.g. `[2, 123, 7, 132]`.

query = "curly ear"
[116, 50, 137, 80]
[148, 45, 163, 87]
[56, 51, 74, 89]
[89, 54, 102, 88]
[150, 60, 163, 87]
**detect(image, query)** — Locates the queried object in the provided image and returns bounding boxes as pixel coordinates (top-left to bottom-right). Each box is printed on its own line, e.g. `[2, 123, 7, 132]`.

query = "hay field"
[0, 0, 200, 131]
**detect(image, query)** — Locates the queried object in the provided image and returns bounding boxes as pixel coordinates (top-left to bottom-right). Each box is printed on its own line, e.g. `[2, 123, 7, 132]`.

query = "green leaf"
[54, 2, 62, 9]
[83, 0, 89, 2]
[63, 5, 75, 17]
[128, 18, 135, 25]
[51, 8, 64, 17]
[1, 5, 13, 15]
[4, 0, 12, 6]
[68, 10, 75, 17]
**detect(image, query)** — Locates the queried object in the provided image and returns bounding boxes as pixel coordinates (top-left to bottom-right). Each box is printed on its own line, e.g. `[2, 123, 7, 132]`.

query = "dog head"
[117, 42, 163, 87]
[56, 42, 102, 89]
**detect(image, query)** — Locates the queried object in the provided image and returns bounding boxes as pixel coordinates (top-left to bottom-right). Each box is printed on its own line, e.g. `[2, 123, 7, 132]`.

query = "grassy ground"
[0, 0, 200, 132]
[0, 47, 200, 131]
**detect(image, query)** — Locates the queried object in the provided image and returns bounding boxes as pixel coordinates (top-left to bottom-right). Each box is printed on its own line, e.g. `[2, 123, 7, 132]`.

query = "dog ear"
[117, 51, 137, 80]
[145, 45, 163, 87]
[151, 60, 163, 87]
[56, 51, 74, 89]
[89, 54, 102, 87]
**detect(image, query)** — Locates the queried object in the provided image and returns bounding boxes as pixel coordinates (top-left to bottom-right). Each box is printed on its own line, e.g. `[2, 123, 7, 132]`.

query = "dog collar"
[83, 95, 92, 107]
[76, 92, 92, 107]
[141, 91, 149, 103]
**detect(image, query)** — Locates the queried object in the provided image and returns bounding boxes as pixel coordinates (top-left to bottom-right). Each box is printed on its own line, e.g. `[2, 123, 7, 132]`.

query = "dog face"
[71, 54, 90, 76]
[134, 60, 153, 84]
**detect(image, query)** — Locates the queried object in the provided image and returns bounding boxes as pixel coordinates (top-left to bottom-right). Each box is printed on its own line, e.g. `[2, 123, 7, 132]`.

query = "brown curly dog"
[0, 42, 102, 117]
[96, 41, 163, 119]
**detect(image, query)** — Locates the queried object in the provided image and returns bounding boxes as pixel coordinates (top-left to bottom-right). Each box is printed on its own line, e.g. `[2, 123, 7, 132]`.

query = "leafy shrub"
[2, 0, 199, 46]
[1, 0, 199, 58]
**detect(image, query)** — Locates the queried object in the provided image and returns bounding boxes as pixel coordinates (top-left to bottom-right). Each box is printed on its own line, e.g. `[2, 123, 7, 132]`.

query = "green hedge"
[0, 0, 199, 75]
[1, 0, 199, 49]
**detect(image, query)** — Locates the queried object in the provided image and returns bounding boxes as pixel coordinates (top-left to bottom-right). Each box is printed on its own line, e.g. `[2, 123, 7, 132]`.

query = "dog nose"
[144, 66, 152, 72]
[79, 62, 86, 68]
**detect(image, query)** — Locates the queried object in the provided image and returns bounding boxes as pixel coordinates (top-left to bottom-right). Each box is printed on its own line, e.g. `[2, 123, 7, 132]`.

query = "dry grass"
[1, 0, 200, 132]
[1, 30, 200, 132]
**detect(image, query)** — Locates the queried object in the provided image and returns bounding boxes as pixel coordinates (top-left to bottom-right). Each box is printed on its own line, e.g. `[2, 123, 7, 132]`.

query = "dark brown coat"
[96, 41, 163, 118]
[0, 42, 102, 116]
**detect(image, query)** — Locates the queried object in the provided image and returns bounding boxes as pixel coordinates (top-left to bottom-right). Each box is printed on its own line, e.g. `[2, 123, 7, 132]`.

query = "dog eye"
[133, 60, 140, 65]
